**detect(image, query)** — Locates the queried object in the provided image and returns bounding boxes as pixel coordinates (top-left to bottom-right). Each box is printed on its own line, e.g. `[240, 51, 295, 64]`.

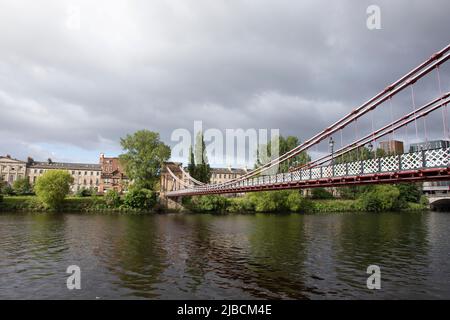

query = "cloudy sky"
[0, 0, 449, 166]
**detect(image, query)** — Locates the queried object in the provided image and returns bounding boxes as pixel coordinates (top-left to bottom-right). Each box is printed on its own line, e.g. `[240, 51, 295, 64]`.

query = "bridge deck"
[166, 148, 450, 197]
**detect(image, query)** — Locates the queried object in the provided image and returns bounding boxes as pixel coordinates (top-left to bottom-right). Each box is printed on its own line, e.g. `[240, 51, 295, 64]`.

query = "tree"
[76, 187, 92, 197]
[34, 170, 74, 209]
[1, 184, 15, 196]
[12, 177, 33, 195]
[311, 187, 334, 199]
[104, 189, 121, 208]
[0, 180, 7, 195]
[335, 147, 386, 164]
[256, 135, 310, 173]
[119, 130, 171, 190]
[189, 195, 229, 213]
[359, 185, 402, 212]
[123, 188, 156, 209]
[396, 183, 422, 203]
[187, 145, 196, 179]
[188, 132, 212, 183]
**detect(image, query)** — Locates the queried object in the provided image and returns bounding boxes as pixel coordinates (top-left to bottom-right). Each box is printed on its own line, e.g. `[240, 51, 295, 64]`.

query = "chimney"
[99, 153, 105, 164]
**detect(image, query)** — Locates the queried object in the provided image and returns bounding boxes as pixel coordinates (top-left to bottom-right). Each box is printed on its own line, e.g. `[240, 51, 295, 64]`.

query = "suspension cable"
[286, 93, 450, 171]
[389, 96, 395, 141]
[436, 65, 449, 139]
[411, 84, 419, 140]
[195, 44, 450, 190]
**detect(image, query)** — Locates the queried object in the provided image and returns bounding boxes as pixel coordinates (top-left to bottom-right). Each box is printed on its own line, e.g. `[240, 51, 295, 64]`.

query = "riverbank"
[183, 195, 427, 214]
[1, 186, 429, 214]
[0, 196, 156, 214]
[182, 186, 429, 214]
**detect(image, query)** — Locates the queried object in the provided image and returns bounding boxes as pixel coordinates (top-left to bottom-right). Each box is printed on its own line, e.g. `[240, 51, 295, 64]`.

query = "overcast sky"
[1, 0, 449, 166]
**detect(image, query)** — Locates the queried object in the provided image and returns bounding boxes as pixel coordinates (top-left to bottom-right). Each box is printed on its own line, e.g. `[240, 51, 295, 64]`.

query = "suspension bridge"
[164, 44, 450, 198]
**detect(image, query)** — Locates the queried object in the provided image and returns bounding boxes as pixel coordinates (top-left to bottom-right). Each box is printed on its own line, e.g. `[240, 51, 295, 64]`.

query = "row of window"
[212, 173, 240, 179]
[29, 175, 99, 186]
[30, 169, 100, 176]
[0, 165, 24, 171]
[0, 174, 23, 183]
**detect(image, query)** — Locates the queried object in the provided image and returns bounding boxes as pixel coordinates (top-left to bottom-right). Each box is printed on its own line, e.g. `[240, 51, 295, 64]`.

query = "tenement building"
[98, 153, 129, 194]
[1, 153, 129, 194]
[0, 155, 27, 185]
[210, 166, 247, 184]
[27, 159, 102, 193]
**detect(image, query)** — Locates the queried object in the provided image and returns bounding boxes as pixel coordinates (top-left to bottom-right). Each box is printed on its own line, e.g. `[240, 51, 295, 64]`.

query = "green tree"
[0, 180, 14, 195]
[104, 189, 121, 208]
[76, 187, 93, 197]
[359, 185, 402, 212]
[190, 195, 229, 213]
[285, 190, 312, 212]
[335, 147, 386, 164]
[396, 183, 422, 203]
[123, 188, 156, 209]
[187, 145, 196, 179]
[311, 187, 334, 199]
[188, 132, 212, 183]
[119, 130, 171, 190]
[256, 135, 310, 173]
[34, 170, 74, 209]
[12, 177, 33, 195]
[248, 190, 290, 212]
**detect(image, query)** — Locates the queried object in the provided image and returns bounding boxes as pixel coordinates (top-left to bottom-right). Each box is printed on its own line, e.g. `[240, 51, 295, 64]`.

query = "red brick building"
[98, 153, 129, 194]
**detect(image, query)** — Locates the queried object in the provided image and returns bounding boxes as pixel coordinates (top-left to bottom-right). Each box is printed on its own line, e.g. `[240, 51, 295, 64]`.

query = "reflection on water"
[0, 211, 450, 299]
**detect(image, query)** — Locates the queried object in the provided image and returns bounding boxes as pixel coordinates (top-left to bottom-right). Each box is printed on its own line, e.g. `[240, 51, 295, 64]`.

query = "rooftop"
[29, 161, 101, 171]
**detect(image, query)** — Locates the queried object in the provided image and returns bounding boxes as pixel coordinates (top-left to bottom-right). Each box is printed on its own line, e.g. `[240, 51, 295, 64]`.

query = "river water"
[0, 211, 449, 299]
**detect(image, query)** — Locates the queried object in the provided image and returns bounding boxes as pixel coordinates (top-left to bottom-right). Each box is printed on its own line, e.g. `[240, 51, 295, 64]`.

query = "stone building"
[160, 162, 188, 210]
[210, 166, 247, 184]
[160, 162, 188, 193]
[27, 159, 102, 193]
[98, 154, 129, 194]
[0, 155, 27, 185]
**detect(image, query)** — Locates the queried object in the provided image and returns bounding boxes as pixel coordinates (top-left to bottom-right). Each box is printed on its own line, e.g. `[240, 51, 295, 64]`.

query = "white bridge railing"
[167, 147, 450, 196]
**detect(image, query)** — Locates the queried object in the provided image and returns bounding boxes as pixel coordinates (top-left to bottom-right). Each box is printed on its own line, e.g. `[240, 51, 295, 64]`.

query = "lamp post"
[329, 136, 335, 164]
[368, 141, 374, 159]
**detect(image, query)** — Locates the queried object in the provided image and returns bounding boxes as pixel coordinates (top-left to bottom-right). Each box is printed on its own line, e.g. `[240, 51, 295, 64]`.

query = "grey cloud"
[0, 0, 449, 164]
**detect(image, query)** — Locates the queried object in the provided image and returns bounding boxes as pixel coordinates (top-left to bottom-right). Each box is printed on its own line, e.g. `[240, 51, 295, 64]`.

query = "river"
[0, 211, 449, 299]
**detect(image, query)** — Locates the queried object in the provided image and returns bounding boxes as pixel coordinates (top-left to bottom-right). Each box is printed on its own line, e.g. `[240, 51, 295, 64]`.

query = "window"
[91, 171, 93, 175]
[39, 170, 43, 174]
[72, 171, 75, 175]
